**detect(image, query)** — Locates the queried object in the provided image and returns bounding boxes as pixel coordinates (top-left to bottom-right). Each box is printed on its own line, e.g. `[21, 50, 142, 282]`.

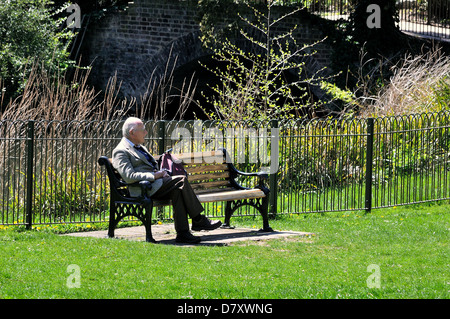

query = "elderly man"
[112, 117, 221, 244]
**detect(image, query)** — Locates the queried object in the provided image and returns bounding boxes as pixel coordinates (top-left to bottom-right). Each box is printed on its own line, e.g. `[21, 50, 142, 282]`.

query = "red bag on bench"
[159, 150, 187, 177]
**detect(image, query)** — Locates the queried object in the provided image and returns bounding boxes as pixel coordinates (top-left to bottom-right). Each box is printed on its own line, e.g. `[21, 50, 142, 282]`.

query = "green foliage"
[432, 77, 450, 110]
[33, 166, 107, 220]
[281, 111, 450, 190]
[320, 81, 354, 105]
[197, 0, 241, 46]
[3, 166, 108, 224]
[320, 80, 360, 115]
[278, 118, 367, 192]
[0, 0, 75, 104]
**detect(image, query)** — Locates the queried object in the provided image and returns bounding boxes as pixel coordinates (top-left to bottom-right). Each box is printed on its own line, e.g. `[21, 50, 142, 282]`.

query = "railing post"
[365, 118, 374, 213]
[269, 119, 278, 217]
[25, 120, 35, 229]
[158, 120, 166, 155]
[156, 120, 167, 219]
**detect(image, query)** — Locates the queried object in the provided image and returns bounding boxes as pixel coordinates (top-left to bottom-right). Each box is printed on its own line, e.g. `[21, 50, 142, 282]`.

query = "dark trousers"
[152, 175, 204, 232]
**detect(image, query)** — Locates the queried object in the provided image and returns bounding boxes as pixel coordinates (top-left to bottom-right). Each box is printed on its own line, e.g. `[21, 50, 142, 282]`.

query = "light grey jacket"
[112, 137, 163, 197]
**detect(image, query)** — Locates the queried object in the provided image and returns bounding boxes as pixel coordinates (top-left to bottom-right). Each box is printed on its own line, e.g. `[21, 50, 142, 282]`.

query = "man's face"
[129, 121, 147, 145]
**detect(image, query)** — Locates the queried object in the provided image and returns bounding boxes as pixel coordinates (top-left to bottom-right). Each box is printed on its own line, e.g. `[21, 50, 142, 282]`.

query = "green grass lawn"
[0, 203, 449, 299]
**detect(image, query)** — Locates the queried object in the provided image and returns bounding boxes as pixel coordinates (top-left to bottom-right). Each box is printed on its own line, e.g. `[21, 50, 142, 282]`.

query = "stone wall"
[82, 0, 333, 99]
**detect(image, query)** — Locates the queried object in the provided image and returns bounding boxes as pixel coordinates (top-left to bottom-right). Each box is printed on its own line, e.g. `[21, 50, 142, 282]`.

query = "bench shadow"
[155, 229, 289, 246]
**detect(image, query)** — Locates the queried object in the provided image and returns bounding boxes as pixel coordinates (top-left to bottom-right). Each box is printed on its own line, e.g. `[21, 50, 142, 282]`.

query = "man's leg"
[166, 175, 222, 232]
[151, 176, 221, 243]
[152, 175, 204, 232]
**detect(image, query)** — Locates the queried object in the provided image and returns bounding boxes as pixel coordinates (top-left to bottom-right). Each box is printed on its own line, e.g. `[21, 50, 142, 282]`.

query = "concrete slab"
[63, 224, 314, 246]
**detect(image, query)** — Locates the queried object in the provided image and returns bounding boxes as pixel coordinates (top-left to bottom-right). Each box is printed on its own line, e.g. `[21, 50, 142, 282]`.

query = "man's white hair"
[122, 117, 143, 138]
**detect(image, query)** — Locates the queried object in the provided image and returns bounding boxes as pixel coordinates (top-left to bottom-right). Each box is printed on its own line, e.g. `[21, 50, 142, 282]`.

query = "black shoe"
[192, 216, 222, 231]
[175, 231, 201, 244]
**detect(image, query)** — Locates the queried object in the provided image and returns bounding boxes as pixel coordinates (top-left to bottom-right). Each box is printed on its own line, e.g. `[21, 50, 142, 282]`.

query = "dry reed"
[0, 48, 197, 122]
[359, 48, 450, 117]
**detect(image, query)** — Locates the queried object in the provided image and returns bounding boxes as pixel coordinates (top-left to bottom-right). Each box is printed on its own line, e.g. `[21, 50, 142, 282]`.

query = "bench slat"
[190, 180, 231, 190]
[197, 189, 266, 203]
[185, 163, 228, 174]
[188, 171, 230, 182]
[151, 188, 266, 206]
[154, 151, 224, 165]
[177, 150, 224, 165]
[193, 187, 235, 195]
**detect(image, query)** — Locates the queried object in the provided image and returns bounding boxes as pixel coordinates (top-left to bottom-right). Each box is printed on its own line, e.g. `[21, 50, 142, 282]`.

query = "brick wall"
[82, 0, 333, 99]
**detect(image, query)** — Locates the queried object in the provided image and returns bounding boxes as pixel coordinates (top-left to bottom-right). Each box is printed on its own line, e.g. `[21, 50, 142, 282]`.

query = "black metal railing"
[398, 0, 450, 40]
[269, 0, 450, 41]
[276, 112, 450, 215]
[1, 111, 449, 228]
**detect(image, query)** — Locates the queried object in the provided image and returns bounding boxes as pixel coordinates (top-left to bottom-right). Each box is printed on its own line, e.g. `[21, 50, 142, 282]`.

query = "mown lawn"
[0, 203, 448, 299]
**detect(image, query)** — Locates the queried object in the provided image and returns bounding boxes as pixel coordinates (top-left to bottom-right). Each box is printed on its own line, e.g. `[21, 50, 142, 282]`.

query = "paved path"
[64, 224, 314, 246]
[324, 14, 449, 42]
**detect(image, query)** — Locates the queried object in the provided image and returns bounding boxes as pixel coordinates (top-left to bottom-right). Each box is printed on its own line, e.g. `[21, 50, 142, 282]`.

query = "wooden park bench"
[98, 148, 272, 242]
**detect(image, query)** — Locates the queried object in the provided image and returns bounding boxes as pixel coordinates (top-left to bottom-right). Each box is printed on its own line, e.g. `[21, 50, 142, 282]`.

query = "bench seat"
[197, 188, 266, 203]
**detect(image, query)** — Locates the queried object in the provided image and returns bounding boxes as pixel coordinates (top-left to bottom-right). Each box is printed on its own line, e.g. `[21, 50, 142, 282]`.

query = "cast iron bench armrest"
[227, 162, 269, 194]
[219, 148, 269, 193]
[98, 156, 152, 202]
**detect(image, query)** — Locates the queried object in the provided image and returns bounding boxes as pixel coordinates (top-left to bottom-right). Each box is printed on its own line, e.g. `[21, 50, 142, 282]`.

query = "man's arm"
[112, 148, 169, 183]
[112, 148, 157, 183]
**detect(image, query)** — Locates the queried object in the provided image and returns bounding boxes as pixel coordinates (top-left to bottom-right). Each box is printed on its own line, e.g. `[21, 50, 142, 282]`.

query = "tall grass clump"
[0, 53, 197, 224]
[359, 49, 450, 118]
[0, 61, 131, 121]
[0, 45, 197, 122]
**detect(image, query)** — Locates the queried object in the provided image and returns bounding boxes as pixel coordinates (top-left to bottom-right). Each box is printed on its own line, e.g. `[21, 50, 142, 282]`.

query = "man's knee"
[173, 175, 187, 185]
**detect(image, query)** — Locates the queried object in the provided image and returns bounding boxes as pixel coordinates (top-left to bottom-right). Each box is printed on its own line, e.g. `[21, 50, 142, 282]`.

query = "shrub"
[0, 0, 75, 105]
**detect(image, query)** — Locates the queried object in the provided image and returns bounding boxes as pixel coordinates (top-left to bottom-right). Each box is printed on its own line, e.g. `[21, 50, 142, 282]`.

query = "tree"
[199, 0, 331, 120]
[349, 0, 403, 55]
[0, 0, 75, 106]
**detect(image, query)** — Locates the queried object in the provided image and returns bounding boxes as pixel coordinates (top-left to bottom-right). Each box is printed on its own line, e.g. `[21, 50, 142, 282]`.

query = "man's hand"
[154, 170, 170, 179]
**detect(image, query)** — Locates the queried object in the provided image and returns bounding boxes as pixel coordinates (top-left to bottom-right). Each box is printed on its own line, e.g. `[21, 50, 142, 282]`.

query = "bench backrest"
[98, 156, 131, 197]
[99, 149, 234, 197]
[156, 150, 233, 194]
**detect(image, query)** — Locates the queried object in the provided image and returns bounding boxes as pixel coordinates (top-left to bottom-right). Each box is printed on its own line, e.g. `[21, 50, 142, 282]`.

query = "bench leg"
[108, 222, 115, 238]
[108, 201, 156, 243]
[221, 201, 235, 229]
[221, 198, 273, 232]
[142, 203, 156, 243]
[108, 202, 117, 238]
[259, 196, 273, 232]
